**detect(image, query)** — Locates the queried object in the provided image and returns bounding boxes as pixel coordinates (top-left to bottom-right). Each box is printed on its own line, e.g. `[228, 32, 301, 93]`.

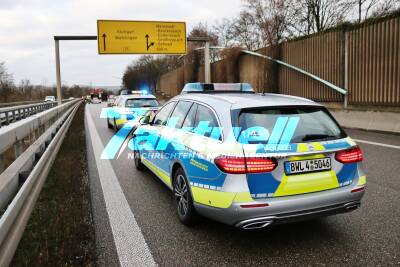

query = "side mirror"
[140, 115, 151, 125]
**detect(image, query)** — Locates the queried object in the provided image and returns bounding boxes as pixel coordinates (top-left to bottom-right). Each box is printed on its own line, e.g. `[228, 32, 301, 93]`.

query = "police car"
[107, 92, 159, 131]
[132, 83, 366, 229]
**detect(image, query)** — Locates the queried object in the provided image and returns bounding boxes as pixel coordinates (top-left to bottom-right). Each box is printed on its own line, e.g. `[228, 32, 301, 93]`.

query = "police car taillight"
[214, 156, 246, 174]
[335, 147, 363, 163]
[246, 157, 277, 173]
[214, 156, 277, 174]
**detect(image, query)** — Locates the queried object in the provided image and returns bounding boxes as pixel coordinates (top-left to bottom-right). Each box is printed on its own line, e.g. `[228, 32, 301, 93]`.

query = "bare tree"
[213, 18, 235, 47]
[369, 0, 400, 19]
[231, 11, 264, 50]
[356, 0, 376, 22]
[244, 0, 296, 45]
[122, 55, 175, 91]
[347, 0, 399, 23]
[302, 0, 353, 32]
[0, 62, 15, 102]
[19, 79, 33, 100]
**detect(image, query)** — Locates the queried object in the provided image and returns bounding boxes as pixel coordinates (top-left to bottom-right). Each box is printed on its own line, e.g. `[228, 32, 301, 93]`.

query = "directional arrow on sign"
[102, 33, 107, 51]
[145, 34, 154, 51]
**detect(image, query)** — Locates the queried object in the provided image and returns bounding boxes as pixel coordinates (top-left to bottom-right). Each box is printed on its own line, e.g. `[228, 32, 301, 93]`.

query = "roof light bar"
[181, 83, 255, 94]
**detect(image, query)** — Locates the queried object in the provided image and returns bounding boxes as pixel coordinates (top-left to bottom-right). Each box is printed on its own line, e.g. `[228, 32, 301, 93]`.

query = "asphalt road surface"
[85, 103, 400, 266]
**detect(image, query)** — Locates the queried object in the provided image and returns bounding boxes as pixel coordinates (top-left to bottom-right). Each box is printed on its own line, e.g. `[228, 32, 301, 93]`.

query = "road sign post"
[97, 20, 186, 54]
[204, 41, 211, 83]
[186, 37, 212, 83]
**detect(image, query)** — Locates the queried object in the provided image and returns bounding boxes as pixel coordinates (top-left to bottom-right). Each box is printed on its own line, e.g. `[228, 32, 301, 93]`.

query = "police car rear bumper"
[194, 184, 365, 229]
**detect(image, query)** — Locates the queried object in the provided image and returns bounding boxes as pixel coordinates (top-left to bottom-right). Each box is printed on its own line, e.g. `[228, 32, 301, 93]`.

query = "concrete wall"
[330, 108, 400, 133]
[158, 67, 184, 97]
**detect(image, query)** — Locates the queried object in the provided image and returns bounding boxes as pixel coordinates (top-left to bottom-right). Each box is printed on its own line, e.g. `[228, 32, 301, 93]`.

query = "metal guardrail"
[0, 101, 43, 109]
[0, 102, 56, 128]
[0, 100, 73, 128]
[0, 100, 81, 266]
[241, 50, 348, 96]
[0, 100, 79, 166]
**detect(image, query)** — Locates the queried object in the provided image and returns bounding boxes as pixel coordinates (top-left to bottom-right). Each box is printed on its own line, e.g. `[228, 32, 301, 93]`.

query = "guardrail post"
[14, 141, 24, 159]
[0, 155, 4, 173]
[5, 112, 9, 125]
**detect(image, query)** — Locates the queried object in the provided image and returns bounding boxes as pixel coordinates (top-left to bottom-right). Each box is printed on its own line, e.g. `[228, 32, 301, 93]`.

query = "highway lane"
[86, 103, 400, 266]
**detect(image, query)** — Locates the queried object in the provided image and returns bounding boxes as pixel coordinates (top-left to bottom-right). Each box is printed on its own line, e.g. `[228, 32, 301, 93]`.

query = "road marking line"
[86, 106, 156, 267]
[353, 139, 400, 150]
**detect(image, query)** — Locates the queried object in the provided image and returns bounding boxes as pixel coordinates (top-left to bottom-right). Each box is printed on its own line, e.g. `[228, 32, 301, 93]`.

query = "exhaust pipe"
[242, 220, 274, 230]
[237, 217, 275, 230]
[345, 202, 360, 211]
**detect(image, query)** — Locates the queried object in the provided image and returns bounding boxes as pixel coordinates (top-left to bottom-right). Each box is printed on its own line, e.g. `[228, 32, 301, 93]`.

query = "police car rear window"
[238, 106, 346, 144]
[125, 98, 159, 108]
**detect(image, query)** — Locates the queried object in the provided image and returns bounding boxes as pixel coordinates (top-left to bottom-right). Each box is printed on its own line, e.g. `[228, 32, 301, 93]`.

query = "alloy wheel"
[174, 174, 189, 217]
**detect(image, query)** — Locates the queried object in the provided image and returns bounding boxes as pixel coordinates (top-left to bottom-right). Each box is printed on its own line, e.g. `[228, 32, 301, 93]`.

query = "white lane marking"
[86, 106, 156, 267]
[353, 139, 400, 150]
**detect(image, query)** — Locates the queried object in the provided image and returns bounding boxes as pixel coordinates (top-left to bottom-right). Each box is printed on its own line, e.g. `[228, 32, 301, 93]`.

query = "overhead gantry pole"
[53, 36, 97, 105]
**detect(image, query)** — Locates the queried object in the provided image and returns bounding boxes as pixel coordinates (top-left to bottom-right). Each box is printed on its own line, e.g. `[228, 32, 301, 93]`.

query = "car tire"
[107, 118, 113, 129]
[134, 150, 145, 170]
[173, 168, 199, 226]
[113, 118, 118, 132]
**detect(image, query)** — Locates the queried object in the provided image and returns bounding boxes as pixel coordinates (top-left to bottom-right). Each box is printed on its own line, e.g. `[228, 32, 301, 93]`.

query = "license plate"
[285, 158, 331, 175]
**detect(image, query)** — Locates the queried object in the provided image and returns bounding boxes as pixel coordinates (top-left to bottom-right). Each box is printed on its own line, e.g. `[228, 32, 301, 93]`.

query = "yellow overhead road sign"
[97, 20, 186, 54]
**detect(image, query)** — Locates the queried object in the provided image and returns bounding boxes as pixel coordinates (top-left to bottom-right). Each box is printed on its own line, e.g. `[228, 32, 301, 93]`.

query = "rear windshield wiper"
[301, 134, 337, 142]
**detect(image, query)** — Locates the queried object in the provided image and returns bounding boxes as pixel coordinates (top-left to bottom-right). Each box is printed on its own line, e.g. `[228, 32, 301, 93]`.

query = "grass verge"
[11, 103, 96, 266]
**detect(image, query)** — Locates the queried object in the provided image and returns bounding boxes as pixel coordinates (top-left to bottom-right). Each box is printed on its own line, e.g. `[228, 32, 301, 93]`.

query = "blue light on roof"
[139, 83, 150, 95]
[182, 83, 203, 92]
[241, 83, 253, 91]
[181, 83, 254, 94]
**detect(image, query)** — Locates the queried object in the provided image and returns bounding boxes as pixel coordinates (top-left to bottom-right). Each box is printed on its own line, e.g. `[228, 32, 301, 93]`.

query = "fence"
[347, 17, 400, 105]
[157, 14, 400, 106]
[279, 30, 345, 102]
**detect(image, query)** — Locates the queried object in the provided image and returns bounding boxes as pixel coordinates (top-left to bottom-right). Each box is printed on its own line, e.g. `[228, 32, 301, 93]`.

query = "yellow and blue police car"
[107, 92, 159, 131]
[132, 83, 366, 229]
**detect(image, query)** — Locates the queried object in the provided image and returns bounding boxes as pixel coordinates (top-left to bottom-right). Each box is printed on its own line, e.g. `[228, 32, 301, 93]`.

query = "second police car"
[107, 91, 159, 131]
[132, 83, 366, 229]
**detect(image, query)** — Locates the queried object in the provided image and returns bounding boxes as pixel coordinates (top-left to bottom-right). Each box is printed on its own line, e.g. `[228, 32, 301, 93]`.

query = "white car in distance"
[44, 96, 56, 102]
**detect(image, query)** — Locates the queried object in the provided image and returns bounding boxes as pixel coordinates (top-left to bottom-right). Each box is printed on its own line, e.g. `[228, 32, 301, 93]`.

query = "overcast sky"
[0, 0, 242, 87]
